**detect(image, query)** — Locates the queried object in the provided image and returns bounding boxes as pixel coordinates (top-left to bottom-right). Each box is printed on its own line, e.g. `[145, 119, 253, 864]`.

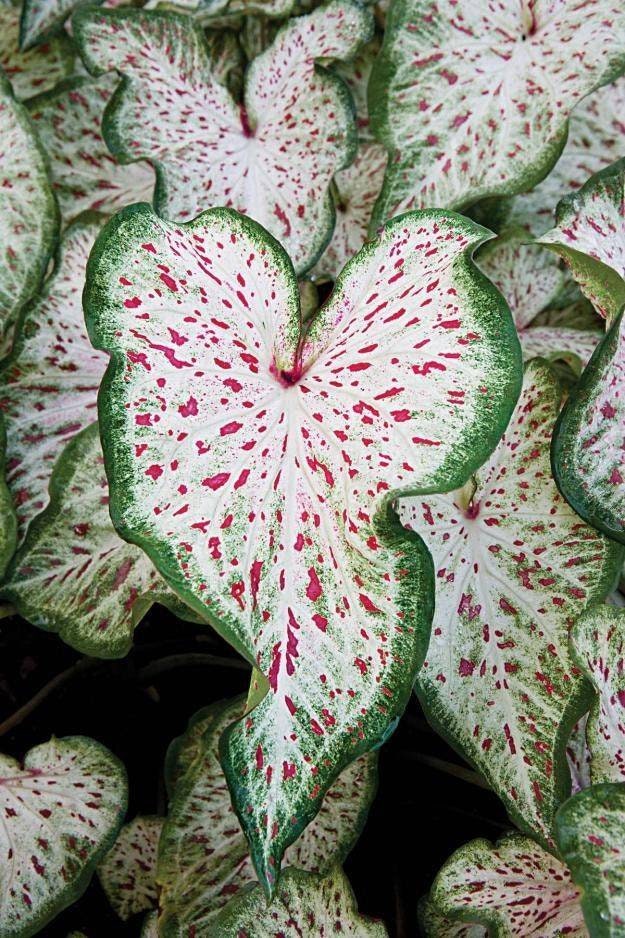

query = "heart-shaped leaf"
[509, 76, 625, 235]
[430, 833, 585, 936]
[398, 360, 623, 847]
[556, 782, 625, 938]
[552, 311, 625, 545]
[0, 214, 108, 541]
[541, 158, 625, 321]
[157, 696, 377, 932]
[211, 865, 387, 937]
[73, 1, 373, 275]
[1, 3, 73, 100]
[1, 422, 200, 657]
[98, 816, 163, 921]
[368, 1, 625, 227]
[28, 75, 155, 226]
[570, 605, 625, 785]
[476, 228, 602, 370]
[85, 203, 521, 890]
[0, 69, 58, 354]
[0, 735, 127, 937]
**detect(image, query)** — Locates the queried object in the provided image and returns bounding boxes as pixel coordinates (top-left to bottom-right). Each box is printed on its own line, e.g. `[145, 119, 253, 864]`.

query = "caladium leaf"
[419, 898, 486, 937]
[0, 214, 108, 540]
[157, 697, 377, 931]
[570, 605, 625, 785]
[1, 3, 73, 100]
[0, 735, 127, 937]
[1, 423, 200, 657]
[28, 74, 155, 226]
[74, 1, 373, 275]
[98, 816, 163, 921]
[552, 311, 625, 545]
[430, 833, 585, 936]
[368, 0, 625, 228]
[0, 69, 58, 354]
[541, 158, 625, 322]
[398, 360, 623, 847]
[556, 782, 625, 938]
[566, 716, 592, 795]
[476, 227, 602, 371]
[510, 76, 625, 235]
[144, 0, 295, 25]
[85, 203, 521, 890]
[0, 416, 17, 578]
[141, 912, 158, 937]
[211, 865, 387, 937]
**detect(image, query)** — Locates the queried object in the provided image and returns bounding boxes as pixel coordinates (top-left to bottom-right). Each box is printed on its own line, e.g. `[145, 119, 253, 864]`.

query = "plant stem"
[0, 657, 97, 737]
[399, 751, 490, 790]
[138, 652, 250, 683]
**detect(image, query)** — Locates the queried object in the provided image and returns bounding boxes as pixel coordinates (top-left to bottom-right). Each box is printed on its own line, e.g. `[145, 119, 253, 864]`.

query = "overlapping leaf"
[566, 716, 592, 795]
[477, 228, 602, 371]
[368, 0, 625, 226]
[510, 76, 625, 234]
[157, 696, 377, 932]
[20, 0, 99, 50]
[0, 736, 127, 937]
[571, 605, 625, 785]
[85, 203, 521, 889]
[556, 782, 625, 937]
[0, 214, 108, 539]
[144, 0, 295, 25]
[398, 361, 623, 846]
[1, 2, 73, 100]
[98, 816, 163, 921]
[552, 311, 625, 545]
[74, 1, 373, 274]
[541, 158, 625, 321]
[0, 69, 58, 354]
[430, 833, 586, 936]
[29, 75, 155, 226]
[1, 423, 200, 657]
[211, 865, 387, 937]
[419, 900, 486, 938]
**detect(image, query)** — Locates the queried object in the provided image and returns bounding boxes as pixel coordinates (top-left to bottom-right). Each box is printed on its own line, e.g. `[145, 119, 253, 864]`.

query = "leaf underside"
[84, 202, 521, 891]
[399, 360, 623, 847]
[98, 816, 163, 921]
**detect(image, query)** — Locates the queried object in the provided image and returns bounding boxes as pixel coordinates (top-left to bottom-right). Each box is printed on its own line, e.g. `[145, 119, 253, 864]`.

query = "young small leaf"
[399, 360, 623, 847]
[0, 736, 127, 937]
[98, 816, 163, 921]
[571, 605, 625, 785]
[541, 158, 625, 322]
[430, 833, 585, 936]
[556, 782, 625, 938]
[0, 214, 108, 541]
[368, 1, 625, 227]
[28, 75, 155, 226]
[85, 203, 521, 891]
[552, 311, 625, 545]
[1, 423, 199, 658]
[74, 1, 373, 274]
[157, 696, 377, 931]
[1, 4, 73, 100]
[0, 69, 58, 354]
[211, 865, 387, 937]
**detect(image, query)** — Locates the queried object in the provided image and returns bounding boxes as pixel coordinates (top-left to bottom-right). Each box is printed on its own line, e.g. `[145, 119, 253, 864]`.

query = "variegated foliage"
[0, 68, 58, 354]
[211, 865, 388, 936]
[29, 74, 156, 226]
[1, 1, 73, 100]
[0, 736, 127, 937]
[429, 833, 586, 936]
[98, 816, 163, 921]
[1, 423, 201, 657]
[74, 1, 374, 275]
[368, 0, 625, 226]
[477, 227, 602, 371]
[552, 312, 625, 545]
[541, 158, 625, 322]
[571, 605, 625, 785]
[84, 204, 521, 891]
[157, 696, 377, 931]
[556, 783, 625, 938]
[398, 361, 623, 847]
